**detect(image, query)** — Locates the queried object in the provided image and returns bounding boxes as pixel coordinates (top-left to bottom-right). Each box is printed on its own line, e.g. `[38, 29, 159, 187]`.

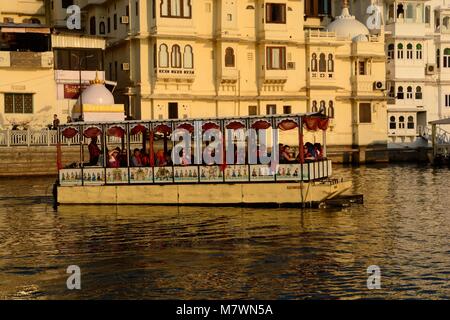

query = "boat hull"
[57, 180, 352, 206]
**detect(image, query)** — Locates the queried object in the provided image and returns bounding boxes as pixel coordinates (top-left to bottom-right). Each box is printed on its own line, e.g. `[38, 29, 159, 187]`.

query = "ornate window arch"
[407, 116, 415, 129]
[160, 0, 192, 18]
[397, 43, 404, 59]
[327, 101, 334, 118]
[444, 48, 450, 68]
[388, 44, 395, 60]
[407, 86, 413, 99]
[327, 54, 334, 72]
[183, 45, 193, 69]
[415, 86, 422, 99]
[406, 43, 413, 59]
[319, 53, 326, 72]
[397, 86, 404, 99]
[225, 47, 235, 67]
[171, 44, 182, 68]
[99, 21, 106, 35]
[159, 44, 169, 68]
[390, 116, 396, 129]
[311, 100, 318, 113]
[311, 53, 318, 72]
[416, 44, 422, 59]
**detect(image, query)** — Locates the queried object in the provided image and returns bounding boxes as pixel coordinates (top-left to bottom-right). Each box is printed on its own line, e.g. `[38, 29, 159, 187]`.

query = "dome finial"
[343, 0, 349, 8]
[90, 70, 105, 85]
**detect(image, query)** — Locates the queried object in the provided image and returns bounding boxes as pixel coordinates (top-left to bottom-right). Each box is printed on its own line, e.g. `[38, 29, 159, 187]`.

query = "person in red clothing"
[88, 136, 101, 166]
[108, 148, 121, 168]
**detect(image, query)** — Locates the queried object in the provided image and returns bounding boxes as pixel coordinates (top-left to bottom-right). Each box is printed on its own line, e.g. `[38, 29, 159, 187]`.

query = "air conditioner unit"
[120, 16, 129, 24]
[373, 81, 386, 90]
[426, 63, 436, 75]
[287, 62, 295, 70]
[121, 62, 130, 71]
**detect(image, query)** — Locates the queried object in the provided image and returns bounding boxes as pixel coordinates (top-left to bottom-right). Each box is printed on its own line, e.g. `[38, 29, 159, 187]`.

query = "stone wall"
[0, 146, 80, 177]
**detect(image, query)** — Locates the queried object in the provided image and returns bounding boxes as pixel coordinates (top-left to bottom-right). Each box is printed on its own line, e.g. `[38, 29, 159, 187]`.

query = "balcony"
[351, 75, 376, 94]
[260, 69, 288, 84]
[0, 51, 53, 69]
[155, 68, 195, 83]
[218, 68, 239, 84]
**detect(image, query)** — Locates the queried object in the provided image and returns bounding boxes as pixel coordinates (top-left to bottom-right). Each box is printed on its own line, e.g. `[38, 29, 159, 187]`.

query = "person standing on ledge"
[52, 114, 60, 130]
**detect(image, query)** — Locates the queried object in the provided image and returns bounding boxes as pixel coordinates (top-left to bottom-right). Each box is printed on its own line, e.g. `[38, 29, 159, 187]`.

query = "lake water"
[0, 164, 448, 300]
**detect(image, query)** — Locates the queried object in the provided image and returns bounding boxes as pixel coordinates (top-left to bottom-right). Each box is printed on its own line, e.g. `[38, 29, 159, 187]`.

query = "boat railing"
[0, 129, 144, 147]
[59, 159, 333, 186]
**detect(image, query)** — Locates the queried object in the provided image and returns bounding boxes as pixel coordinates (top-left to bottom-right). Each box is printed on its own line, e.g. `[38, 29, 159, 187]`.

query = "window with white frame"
[388, 44, 395, 60]
[406, 43, 413, 59]
[406, 86, 413, 99]
[171, 44, 182, 68]
[266, 47, 286, 70]
[415, 86, 422, 99]
[416, 44, 422, 59]
[397, 43, 404, 59]
[390, 116, 396, 129]
[399, 116, 405, 128]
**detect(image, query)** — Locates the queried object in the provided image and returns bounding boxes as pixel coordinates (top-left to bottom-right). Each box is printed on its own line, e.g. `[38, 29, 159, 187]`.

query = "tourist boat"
[55, 113, 352, 207]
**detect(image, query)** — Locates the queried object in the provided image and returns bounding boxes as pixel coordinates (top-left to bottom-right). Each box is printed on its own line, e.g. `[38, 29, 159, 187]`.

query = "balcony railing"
[155, 68, 195, 82]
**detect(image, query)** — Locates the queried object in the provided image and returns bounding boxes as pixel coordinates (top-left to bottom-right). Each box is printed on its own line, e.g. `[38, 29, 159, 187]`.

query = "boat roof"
[60, 112, 326, 128]
[429, 118, 450, 125]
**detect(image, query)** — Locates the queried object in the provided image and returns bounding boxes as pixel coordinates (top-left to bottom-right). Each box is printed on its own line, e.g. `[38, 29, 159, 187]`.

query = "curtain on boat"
[61, 126, 79, 139]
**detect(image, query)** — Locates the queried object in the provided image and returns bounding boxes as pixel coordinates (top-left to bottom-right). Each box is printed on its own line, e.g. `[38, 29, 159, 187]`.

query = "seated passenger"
[314, 143, 324, 159]
[131, 148, 142, 167]
[108, 148, 121, 168]
[281, 145, 296, 164]
[304, 142, 315, 161]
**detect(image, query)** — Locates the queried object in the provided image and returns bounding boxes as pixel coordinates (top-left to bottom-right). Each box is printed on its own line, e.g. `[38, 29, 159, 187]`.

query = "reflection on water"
[0, 164, 448, 299]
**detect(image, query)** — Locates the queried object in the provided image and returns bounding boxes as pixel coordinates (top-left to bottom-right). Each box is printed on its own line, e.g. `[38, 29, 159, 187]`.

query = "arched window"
[159, 44, 169, 68]
[99, 21, 106, 35]
[399, 116, 405, 128]
[406, 43, 413, 59]
[388, 4, 394, 21]
[407, 86, 413, 99]
[183, 45, 193, 69]
[444, 48, 450, 68]
[407, 116, 415, 129]
[319, 53, 326, 72]
[390, 116, 396, 129]
[388, 44, 395, 60]
[327, 101, 334, 118]
[415, 86, 422, 99]
[416, 44, 422, 59]
[90, 16, 96, 35]
[425, 6, 431, 24]
[397, 43, 404, 59]
[327, 54, 334, 72]
[437, 49, 441, 68]
[311, 53, 318, 72]
[311, 101, 318, 113]
[397, 4, 404, 19]
[444, 17, 450, 29]
[171, 44, 182, 68]
[225, 47, 235, 67]
[397, 86, 404, 99]
[319, 100, 326, 113]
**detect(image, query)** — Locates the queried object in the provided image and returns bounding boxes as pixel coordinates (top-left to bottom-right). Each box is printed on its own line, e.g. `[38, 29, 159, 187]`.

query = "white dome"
[353, 34, 369, 42]
[327, 8, 369, 41]
[77, 83, 114, 106]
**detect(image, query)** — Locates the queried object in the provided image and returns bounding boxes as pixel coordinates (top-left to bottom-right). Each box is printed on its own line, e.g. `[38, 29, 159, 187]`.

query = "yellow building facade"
[77, 0, 388, 158]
